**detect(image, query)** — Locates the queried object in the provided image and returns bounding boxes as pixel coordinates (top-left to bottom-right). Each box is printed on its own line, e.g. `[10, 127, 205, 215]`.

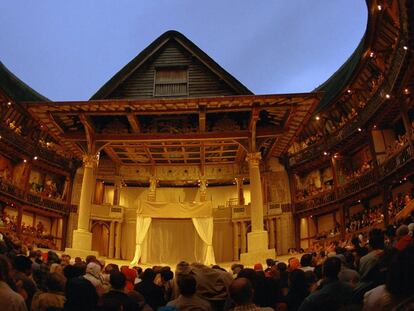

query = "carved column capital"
[246, 152, 261, 168]
[82, 153, 99, 169]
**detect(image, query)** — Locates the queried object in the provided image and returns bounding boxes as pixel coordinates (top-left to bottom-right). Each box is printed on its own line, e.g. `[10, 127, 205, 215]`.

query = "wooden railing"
[288, 39, 408, 167]
[294, 142, 414, 213]
[0, 179, 70, 214]
[0, 124, 74, 169]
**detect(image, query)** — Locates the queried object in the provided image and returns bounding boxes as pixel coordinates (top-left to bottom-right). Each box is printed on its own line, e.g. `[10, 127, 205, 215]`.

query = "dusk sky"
[0, 1, 367, 101]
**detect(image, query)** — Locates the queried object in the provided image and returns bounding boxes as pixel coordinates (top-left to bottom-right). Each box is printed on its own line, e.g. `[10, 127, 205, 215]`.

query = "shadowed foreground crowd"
[0, 217, 414, 311]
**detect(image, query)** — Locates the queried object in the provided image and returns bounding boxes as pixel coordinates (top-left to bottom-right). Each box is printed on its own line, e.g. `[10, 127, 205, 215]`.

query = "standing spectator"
[99, 271, 136, 311]
[298, 257, 353, 311]
[31, 272, 66, 311]
[12, 255, 38, 309]
[228, 278, 273, 311]
[167, 274, 212, 311]
[134, 268, 165, 310]
[0, 255, 27, 311]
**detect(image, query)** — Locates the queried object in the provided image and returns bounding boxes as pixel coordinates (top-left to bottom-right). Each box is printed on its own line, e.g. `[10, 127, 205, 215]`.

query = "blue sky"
[0, 1, 367, 101]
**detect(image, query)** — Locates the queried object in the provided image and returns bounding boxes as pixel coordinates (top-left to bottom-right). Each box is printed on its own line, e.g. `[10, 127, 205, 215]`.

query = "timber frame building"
[0, 0, 413, 262]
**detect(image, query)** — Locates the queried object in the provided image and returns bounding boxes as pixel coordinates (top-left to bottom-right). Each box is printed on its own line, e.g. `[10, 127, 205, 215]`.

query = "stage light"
[23, 159, 27, 163]
[358, 128, 362, 132]
[377, 5, 382, 10]
[385, 94, 391, 99]
[404, 88, 409, 94]
[315, 116, 320, 121]
[323, 151, 328, 156]
[347, 89, 352, 94]
[33, 156, 38, 160]
[403, 46, 408, 50]
[369, 52, 375, 58]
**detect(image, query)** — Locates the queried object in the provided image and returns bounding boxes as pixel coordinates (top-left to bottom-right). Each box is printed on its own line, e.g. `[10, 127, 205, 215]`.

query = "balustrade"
[0, 178, 70, 213]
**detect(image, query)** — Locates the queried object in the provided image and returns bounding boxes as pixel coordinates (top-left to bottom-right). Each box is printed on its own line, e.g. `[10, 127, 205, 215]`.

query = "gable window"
[154, 67, 188, 97]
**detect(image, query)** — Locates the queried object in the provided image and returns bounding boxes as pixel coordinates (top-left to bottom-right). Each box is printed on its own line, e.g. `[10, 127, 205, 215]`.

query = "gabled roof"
[0, 61, 48, 102]
[90, 30, 252, 99]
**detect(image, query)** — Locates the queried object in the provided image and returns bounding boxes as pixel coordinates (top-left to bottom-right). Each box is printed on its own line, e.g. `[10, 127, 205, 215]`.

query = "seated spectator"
[228, 278, 273, 311]
[99, 271, 136, 311]
[31, 272, 66, 311]
[167, 274, 212, 311]
[298, 257, 353, 310]
[0, 255, 27, 311]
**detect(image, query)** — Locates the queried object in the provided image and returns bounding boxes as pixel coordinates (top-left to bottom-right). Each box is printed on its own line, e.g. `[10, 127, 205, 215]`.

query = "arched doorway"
[91, 221, 109, 257]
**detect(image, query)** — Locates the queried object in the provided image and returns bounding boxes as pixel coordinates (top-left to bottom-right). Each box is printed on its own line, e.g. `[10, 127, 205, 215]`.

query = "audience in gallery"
[0, 210, 57, 250]
[346, 204, 384, 233]
[0, 210, 412, 311]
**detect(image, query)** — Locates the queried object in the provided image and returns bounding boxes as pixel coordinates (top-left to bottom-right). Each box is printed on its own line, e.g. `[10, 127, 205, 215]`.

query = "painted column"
[108, 221, 115, 259]
[147, 177, 157, 202]
[235, 177, 245, 205]
[69, 153, 99, 255]
[269, 218, 275, 250]
[113, 176, 122, 206]
[247, 152, 264, 232]
[233, 221, 240, 261]
[115, 221, 122, 259]
[240, 221, 247, 253]
[199, 178, 208, 202]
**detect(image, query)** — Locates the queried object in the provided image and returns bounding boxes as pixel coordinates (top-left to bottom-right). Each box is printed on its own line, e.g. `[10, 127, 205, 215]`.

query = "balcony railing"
[337, 169, 377, 199]
[294, 141, 414, 213]
[0, 124, 74, 169]
[288, 39, 407, 167]
[0, 179, 70, 214]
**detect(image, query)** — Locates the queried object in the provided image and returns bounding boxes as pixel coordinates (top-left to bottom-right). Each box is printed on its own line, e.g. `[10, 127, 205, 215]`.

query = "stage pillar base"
[240, 230, 275, 265]
[64, 229, 98, 259]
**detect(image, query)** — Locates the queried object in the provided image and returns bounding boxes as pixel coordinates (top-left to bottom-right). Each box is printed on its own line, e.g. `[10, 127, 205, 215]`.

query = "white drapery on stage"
[130, 200, 215, 266]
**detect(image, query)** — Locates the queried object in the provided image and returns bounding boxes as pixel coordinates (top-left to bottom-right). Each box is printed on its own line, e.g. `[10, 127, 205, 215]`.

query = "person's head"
[75, 257, 82, 264]
[142, 268, 156, 282]
[323, 257, 341, 280]
[46, 272, 66, 292]
[266, 258, 275, 268]
[177, 274, 197, 297]
[253, 263, 263, 272]
[300, 253, 313, 267]
[13, 255, 32, 275]
[161, 269, 173, 282]
[63, 264, 85, 280]
[276, 262, 287, 273]
[65, 277, 98, 311]
[231, 263, 244, 275]
[86, 262, 101, 278]
[229, 278, 254, 306]
[396, 225, 409, 239]
[288, 257, 300, 271]
[85, 255, 97, 265]
[110, 270, 126, 290]
[368, 228, 384, 250]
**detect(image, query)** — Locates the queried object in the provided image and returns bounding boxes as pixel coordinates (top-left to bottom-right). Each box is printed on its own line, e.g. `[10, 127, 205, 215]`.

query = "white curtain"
[130, 216, 152, 266]
[192, 217, 216, 265]
[141, 219, 205, 264]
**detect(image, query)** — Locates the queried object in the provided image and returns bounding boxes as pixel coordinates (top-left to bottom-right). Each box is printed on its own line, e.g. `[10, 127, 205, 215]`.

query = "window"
[154, 67, 188, 96]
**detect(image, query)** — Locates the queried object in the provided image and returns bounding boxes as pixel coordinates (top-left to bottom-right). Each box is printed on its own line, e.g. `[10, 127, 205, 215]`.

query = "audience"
[0, 208, 413, 311]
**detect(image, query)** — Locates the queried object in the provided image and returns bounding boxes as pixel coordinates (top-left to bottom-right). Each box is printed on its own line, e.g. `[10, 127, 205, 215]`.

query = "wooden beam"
[79, 113, 95, 153]
[199, 105, 206, 132]
[103, 146, 122, 165]
[127, 114, 140, 133]
[62, 128, 284, 142]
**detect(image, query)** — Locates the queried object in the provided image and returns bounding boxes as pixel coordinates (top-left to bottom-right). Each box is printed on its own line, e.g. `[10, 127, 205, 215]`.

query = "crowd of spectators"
[385, 134, 409, 160]
[295, 183, 333, 201]
[1, 211, 57, 250]
[346, 205, 384, 233]
[0, 212, 413, 311]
